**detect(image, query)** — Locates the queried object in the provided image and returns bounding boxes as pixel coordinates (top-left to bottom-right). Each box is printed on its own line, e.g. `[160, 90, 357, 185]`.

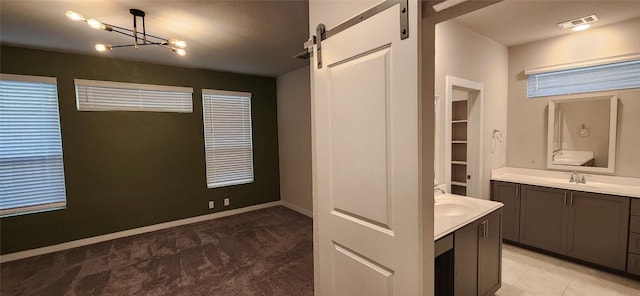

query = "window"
[202, 89, 254, 188]
[527, 58, 640, 98]
[0, 74, 67, 217]
[75, 79, 193, 113]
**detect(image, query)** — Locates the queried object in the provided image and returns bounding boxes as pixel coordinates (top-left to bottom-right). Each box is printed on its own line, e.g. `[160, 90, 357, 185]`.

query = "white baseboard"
[0, 201, 281, 263]
[280, 200, 313, 218]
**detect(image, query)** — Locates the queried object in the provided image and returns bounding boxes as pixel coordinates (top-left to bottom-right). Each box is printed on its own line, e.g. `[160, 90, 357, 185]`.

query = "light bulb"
[168, 38, 187, 48]
[95, 44, 111, 52]
[87, 19, 105, 30]
[572, 24, 591, 32]
[173, 48, 186, 56]
[66, 11, 85, 21]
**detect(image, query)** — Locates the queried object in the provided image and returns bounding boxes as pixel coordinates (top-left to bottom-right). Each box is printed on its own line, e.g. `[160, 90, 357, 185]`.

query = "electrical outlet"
[224, 198, 230, 206]
[208, 201, 215, 209]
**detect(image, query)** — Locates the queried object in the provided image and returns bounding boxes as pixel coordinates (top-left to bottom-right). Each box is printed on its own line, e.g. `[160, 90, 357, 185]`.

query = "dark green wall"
[0, 45, 280, 254]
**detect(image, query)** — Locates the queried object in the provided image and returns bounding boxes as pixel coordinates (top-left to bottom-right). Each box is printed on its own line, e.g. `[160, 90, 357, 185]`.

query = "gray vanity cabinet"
[519, 185, 568, 254]
[490, 181, 520, 242]
[519, 184, 630, 271]
[626, 199, 640, 276]
[454, 209, 502, 296]
[567, 191, 629, 270]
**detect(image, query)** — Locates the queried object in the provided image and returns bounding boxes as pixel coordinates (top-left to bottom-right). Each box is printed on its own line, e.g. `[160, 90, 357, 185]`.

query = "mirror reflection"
[547, 95, 618, 173]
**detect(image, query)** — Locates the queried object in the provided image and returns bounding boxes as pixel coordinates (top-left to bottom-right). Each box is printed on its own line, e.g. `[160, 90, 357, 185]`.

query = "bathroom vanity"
[491, 167, 640, 278]
[434, 193, 503, 295]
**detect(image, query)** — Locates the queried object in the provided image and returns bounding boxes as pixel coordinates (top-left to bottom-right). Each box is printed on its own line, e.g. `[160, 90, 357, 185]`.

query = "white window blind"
[527, 59, 640, 98]
[202, 89, 254, 188]
[75, 79, 193, 112]
[0, 74, 67, 217]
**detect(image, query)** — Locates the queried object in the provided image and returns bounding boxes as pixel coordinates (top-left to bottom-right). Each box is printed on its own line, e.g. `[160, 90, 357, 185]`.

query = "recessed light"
[572, 24, 591, 32]
[558, 15, 598, 30]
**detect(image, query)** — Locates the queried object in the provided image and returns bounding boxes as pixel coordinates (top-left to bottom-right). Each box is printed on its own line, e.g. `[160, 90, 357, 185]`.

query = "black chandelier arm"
[102, 22, 169, 43]
[109, 42, 168, 49]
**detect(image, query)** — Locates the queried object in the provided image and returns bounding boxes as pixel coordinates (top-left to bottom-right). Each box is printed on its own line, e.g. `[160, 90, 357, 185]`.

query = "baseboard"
[280, 200, 313, 218]
[0, 201, 280, 263]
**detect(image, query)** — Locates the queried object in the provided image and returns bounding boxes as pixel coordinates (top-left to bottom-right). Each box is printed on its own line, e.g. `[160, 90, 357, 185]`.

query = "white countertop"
[434, 193, 503, 241]
[491, 167, 640, 198]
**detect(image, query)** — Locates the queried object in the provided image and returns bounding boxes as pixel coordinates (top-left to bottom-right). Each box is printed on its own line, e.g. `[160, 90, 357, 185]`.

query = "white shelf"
[452, 120, 468, 124]
[451, 181, 467, 187]
[451, 161, 467, 165]
[452, 141, 467, 144]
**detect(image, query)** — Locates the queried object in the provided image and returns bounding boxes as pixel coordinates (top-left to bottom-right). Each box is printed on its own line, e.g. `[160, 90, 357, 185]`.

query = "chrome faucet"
[434, 187, 446, 203]
[568, 171, 587, 184]
[553, 150, 563, 161]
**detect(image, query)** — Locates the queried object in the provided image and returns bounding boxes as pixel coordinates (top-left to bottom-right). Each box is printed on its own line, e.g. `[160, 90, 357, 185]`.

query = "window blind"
[202, 89, 254, 188]
[0, 74, 67, 217]
[75, 79, 193, 113]
[527, 59, 640, 98]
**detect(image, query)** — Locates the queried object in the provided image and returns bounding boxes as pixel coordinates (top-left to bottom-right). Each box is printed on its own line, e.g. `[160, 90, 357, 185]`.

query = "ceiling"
[454, 0, 640, 47]
[3, 1, 640, 77]
[0, 0, 310, 77]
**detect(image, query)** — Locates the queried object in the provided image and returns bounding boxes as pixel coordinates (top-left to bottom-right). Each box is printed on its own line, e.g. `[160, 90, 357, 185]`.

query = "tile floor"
[496, 244, 640, 296]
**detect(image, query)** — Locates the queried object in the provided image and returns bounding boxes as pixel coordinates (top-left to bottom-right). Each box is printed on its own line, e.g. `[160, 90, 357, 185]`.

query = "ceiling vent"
[558, 15, 599, 29]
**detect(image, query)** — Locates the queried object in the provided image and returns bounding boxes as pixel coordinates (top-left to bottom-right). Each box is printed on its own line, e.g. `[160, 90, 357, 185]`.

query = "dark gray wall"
[0, 45, 280, 254]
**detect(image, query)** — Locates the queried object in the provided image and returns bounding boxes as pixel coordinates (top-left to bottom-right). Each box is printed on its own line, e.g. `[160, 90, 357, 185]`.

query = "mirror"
[547, 95, 618, 174]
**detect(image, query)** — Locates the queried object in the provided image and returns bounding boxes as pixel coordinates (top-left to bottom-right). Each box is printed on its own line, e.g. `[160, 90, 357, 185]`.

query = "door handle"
[485, 220, 489, 238]
[479, 220, 488, 239]
[570, 192, 574, 206]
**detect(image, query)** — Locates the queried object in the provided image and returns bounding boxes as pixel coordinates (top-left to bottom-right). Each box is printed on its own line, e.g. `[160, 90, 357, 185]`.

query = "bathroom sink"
[552, 150, 594, 166]
[435, 200, 475, 217]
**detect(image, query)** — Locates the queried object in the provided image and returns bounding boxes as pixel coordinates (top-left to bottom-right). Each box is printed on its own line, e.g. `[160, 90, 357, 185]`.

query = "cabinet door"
[454, 219, 478, 296]
[519, 185, 568, 254]
[567, 191, 629, 271]
[491, 181, 520, 242]
[478, 211, 502, 296]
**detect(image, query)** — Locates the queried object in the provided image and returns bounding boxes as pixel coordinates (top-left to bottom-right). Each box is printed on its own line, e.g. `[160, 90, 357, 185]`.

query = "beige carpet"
[0, 206, 313, 295]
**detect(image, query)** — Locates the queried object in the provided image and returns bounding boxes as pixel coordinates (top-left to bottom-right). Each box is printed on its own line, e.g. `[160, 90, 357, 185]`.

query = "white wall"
[276, 66, 312, 216]
[507, 17, 640, 177]
[435, 20, 509, 199]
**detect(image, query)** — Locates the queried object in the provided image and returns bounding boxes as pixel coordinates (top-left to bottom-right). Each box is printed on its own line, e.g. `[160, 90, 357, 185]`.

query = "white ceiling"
[454, 0, 640, 47]
[0, 0, 310, 77]
[3, 1, 640, 77]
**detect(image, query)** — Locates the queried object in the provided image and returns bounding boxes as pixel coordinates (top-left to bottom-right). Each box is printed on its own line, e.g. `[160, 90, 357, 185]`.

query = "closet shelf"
[451, 181, 467, 187]
[452, 120, 468, 124]
[452, 141, 467, 144]
[451, 161, 467, 165]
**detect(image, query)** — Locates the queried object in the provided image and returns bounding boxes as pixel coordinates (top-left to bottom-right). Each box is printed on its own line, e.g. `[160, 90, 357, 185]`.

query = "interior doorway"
[444, 76, 484, 198]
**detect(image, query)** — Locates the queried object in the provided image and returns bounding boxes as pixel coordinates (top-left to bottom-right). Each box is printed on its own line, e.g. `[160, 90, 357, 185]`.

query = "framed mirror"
[547, 95, 618, 174]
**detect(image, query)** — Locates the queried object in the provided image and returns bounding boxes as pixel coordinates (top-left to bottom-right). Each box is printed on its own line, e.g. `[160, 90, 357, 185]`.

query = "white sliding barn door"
[311, 1, 423, 295]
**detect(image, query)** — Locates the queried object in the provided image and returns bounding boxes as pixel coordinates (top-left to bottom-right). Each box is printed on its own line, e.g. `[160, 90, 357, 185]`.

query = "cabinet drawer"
[631, 199, 640, 216]
[630, 215, 640, 233]
[629, 233, 640, 254]
[628, 253, 640, 276]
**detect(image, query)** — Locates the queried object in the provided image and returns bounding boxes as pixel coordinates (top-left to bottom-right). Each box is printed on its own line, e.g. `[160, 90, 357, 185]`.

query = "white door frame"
[444, 75, 484, 198]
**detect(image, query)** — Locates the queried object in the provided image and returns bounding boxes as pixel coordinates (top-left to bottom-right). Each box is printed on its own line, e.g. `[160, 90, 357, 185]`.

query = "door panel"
[491, 181, 520, 242]
[312, 2, 421, 295]
[567, 191, 629, 271]
[330, 47, 392, 228]
[519, 185, 568, 254]
[478, 211, 502, 296]
[334, 244, 394, 296]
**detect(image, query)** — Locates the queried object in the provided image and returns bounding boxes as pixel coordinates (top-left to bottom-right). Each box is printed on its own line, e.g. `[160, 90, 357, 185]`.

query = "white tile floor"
[496, 244, 640, 296]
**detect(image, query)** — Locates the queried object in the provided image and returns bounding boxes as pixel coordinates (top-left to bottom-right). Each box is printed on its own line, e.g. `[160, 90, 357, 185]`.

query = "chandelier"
[65, 9, 187, 56]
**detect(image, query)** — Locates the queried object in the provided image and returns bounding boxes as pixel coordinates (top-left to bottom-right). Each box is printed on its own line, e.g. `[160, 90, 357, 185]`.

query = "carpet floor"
[0, 206, 314, 296]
